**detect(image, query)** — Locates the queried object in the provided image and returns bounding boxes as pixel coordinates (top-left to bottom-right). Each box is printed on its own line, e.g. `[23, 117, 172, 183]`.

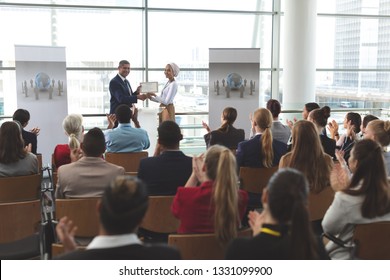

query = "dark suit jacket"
[320, 134, 336, 159]
[236, 134, 287, 169]
[204, 126, 245, 150]
[56, 243, 181, 260]
[138, 151, 192, 196]
[109, 74, 138, 114]
[22, 129, 37, 154]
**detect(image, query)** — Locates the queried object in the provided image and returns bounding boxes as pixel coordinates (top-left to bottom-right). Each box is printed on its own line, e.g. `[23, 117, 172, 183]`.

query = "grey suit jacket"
[55, 157, 125, 198]
[271, 121, 291, 144]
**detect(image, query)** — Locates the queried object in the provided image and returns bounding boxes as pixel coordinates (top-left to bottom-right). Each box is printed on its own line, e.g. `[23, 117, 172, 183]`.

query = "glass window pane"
[315, 70, 390, 109]
[0, 0, 142, 7]
[148, 0, 272, 11]
[0, 7, 143, 67]
[148, 11, 272, 69]
[317, 0, 390, 16]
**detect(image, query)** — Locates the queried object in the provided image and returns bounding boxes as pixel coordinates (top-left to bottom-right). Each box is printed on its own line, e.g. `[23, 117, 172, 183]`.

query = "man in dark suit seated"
[12, 109, 40, 154]
[55, 176, 181, 260]
[138, 121, 192, 196]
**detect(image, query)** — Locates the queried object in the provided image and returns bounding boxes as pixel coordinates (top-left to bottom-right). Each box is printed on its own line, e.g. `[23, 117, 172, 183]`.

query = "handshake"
[137, 92, 156, 101]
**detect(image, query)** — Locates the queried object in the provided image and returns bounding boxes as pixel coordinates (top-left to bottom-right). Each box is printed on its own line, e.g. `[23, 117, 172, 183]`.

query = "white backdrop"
[15, 45, 68, 167]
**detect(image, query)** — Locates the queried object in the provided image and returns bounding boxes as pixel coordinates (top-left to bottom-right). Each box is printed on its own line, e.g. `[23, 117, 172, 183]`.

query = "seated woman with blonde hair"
[364, 119, 390, 175]
[53, 114, 84, 169]
[171, 144, 248, 245]
[0, 121, 38, 176]
[236, 108, 287, 169]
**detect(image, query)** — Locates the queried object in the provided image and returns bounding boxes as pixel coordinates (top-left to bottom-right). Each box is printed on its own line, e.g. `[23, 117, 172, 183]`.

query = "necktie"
[124, 79, 132, 94]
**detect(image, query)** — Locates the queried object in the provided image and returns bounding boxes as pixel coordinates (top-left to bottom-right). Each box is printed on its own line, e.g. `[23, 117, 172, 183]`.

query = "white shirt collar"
[87, 233, 141, 250]
[118, 73, 126, 81]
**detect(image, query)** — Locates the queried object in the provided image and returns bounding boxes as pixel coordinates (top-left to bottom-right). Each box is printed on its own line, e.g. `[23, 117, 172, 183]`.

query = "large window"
[2, 0, 390, 117]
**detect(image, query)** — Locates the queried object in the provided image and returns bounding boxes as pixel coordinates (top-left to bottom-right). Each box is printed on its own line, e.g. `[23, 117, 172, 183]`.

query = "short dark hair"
[266, 99, 281, 118]
[304, 102, 320, 113]
[118, 60, 130, 67]
[12, 109, 30, 126]
[115, 104, 132, 124]
[362, 114, 378, 129]
[82, 127, 105, 157]
[100, 176, 149, 234]
[158, 121, 182, 149]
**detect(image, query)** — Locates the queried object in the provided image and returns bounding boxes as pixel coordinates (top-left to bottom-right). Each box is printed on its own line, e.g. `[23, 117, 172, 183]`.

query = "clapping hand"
[70, 148, 83, 162]
[56, 216, 78, 253]
[24, 143, 32, 153]
[30, 127, 40, 136]
[330, 160, 350, 192]
[202, 121, 211, 133]
[106, 114, 116, 129]
[248, 210, 265, 236]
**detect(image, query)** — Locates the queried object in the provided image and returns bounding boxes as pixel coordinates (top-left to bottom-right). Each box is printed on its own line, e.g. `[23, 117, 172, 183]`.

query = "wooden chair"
[139, 196, 179, 233]
[36, 153, 43, 172]
[323, 222, 390, 259]
[239, 166, 278, 194]
[52, 198, 100, 257]
[352, 222, 390, 259]
[0, 200, 41, 243]
[168, 228, 252, 260]
[0, 174, 41, 202]
[0, 200, 41, 259]
[308, 186, 335, 221]
[105, 151, 148, 172]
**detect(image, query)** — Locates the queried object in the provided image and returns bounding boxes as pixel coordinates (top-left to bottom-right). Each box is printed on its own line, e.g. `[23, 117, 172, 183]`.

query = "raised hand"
[248, 210, 265, 236]
[30, 127, 40, 136]
[56, 216, 78, 253]
[330, 162, 350, 192]
[202, 121, 211, 133]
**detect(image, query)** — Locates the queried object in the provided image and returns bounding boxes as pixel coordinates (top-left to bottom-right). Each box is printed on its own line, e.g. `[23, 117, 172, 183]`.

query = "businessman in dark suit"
[138, 121, 192, 196]
[109, 60, 153, 114]
[12, 109, 39, 154]
[55, 176, 181, 260]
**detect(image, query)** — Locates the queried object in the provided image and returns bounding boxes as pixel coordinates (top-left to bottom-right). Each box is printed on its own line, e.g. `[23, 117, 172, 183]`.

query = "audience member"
[286, 102, 320, 129]
[279, 120, 333, 194]
[171, 145, 248, 245]
[55, 128, 125, 198]
[360, 114, 378, 138]
[12, 108, 40, 154]
[364, 119, 390, 174]
[308, 106, 336, 158]
[202, 107, 245, 150]
[236, 108, 287, 169]
[53, 114, 84, 169]
[0, 121, 38, 177]
[138, 121, 192, 196]
[56, 176, 181, 260]
[266, 99, 291, 144]
[226, 168, 327, 259]
[104, 104, 150, 153]
[328, 112, 361, 162]
[322, 139, 390, 259]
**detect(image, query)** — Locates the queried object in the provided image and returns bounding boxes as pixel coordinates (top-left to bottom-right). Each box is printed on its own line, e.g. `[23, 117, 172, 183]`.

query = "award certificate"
[140, 82, 158, 93]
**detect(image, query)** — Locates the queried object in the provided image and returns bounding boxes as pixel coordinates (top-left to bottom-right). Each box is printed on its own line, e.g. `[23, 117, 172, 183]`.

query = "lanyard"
[260, 227, 281, 237]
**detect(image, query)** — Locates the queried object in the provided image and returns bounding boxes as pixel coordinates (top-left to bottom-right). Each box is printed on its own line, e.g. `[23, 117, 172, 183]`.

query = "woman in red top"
[53, 114, 83, 169]
[171, 144, 248, 245]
